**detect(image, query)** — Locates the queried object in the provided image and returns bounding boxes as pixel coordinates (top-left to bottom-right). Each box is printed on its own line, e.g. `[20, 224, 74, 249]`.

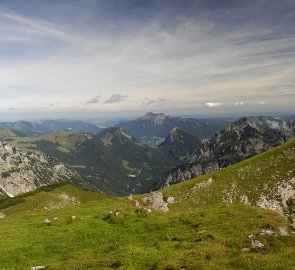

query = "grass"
[0, 184, 294, 269]
[161, 139, 295, 213]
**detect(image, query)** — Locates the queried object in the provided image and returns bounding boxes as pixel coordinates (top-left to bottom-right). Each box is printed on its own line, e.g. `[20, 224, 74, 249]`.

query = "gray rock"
[127, 195, 133, 201]
[43, 219, 51, 225]
[247, 234, 255, 239]
[71, 216, 76, 220]
[134, 200, 141, 207]
[260, 230, 274, 236]
[241, 247, 250, 252]
[167, 196, 175, 204]
[31, 266, 46, 270]
[0, 212, 6, 219]
[251, 240, 264, 249]
[143, 192, 169, 212]
[279, 226, 288, 236]
[144, 208, 152, 214]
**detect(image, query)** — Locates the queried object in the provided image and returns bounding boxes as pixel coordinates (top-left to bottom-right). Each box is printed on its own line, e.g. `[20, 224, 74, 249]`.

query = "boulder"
[260, 230, 274, 236]
[279, 226, 288, 236]
[43, 219, 51, 225]
[143, 192, 169, 212]
[251, 240, 264, 249]
[167, 196, 175, 204]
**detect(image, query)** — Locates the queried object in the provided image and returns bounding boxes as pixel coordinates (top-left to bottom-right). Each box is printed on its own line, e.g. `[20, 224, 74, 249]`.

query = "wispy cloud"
[104, 94, 128, 104]
[0, 0, 294, 118]
[141, 98, 170, 107]
[205, 102, 222, 108]
[86, 96, 100, 104]
[235, 101, 245, 106]
[258, 101, 266, 105]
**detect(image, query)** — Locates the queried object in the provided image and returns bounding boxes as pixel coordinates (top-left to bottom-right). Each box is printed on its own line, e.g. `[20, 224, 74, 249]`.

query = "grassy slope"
[161, 139, 295, 216]
[0, 141, 295, 269]
[0, 186, 293, 270]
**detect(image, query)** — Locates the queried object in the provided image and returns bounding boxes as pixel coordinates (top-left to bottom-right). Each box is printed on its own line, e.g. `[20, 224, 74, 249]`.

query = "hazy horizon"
[0, 0, 294, 119]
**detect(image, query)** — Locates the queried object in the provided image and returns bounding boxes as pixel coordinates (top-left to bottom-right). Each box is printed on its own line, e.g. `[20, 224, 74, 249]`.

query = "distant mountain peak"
[140, 112, 169, 126]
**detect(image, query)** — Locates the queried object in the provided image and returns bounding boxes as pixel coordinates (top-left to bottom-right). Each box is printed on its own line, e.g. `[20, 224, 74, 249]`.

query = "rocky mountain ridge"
[158, 116, 295, 189]
[158, 127, 201, 161]
[0, 141, 84, 197]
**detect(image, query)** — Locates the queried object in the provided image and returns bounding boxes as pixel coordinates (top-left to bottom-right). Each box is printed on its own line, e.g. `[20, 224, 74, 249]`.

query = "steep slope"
[158, 127, 201, 161]
[0, 141, 85, 197]
[0, 121, 49, 136]
[158, 116, 295, 188]
[0, 166, 293, 269]
[8, 128, 177, 195]
[40, 119, 104, 134]
[159, 139, 295, 226]
[118, 112, 225, 146]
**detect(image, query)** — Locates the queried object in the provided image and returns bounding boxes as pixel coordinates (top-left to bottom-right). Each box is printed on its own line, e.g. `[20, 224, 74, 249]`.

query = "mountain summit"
[158, 127, 201, 161]
[118, 112, 222, 146]
[140, 112, 169, 126]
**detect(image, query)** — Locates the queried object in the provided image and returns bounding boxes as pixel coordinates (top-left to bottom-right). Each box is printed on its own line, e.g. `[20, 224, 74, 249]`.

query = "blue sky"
[0, 0, 294, 119]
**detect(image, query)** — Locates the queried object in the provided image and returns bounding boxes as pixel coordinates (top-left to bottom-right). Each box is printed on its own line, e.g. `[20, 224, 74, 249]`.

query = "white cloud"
[104, 94, 128, 104]
[205, 102, 222, 107]
[235, 101, 245, 106]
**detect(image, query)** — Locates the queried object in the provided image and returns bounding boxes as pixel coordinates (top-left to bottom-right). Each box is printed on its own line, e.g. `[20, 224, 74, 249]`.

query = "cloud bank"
[0, 0, 294, 118]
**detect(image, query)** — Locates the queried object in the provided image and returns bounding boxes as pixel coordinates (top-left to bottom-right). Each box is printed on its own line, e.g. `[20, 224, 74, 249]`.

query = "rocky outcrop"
[157, 116, 295, 189]
[0, 142, 84, 196]
[142, 192, 169, 212]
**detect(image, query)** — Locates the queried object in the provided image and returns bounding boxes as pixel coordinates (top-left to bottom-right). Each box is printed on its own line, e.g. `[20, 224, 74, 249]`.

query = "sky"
[0, 0, 294, 120]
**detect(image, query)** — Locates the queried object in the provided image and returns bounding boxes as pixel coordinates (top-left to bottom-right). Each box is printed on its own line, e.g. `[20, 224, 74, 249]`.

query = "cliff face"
[0, 141, 83, 196]
[157, 116, 295, 189]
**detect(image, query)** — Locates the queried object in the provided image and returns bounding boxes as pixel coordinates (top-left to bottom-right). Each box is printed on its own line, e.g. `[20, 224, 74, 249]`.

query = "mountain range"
[117, 112, 229, 146]
[1, 114, 295, 197]
[0, 138, 294, 269]
[158, 116, 295, 189]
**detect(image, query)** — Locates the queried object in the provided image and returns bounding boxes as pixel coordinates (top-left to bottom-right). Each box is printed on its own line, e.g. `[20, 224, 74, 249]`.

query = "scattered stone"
[43, 219, 51, 225]
[241, 247, 250, 252]
[109, 210, 120, 216]
[0, 212, 6, 219]
[134, 200, 141, 207]
[167, 196, 175, 204]
[279, 226, 288, 236]
[127, 195, 133, 201]
[71, 216, 76, 220]
[251, 240, 264, 249]
[31, 266, 46, 270]
[260, 230, 274, 236]
[247, 234, 255, 239]
[53, 217, 59, 220]
[144, 208, 152, 214]
[142, 192, 169, 212]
